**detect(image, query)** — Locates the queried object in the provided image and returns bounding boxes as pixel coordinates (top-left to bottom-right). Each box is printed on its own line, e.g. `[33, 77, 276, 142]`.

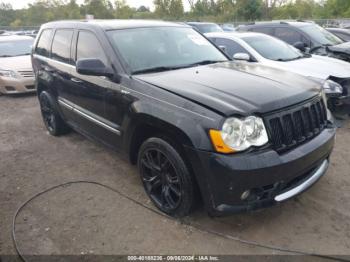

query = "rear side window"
[76, 31, 107, 65]
[51, 29, 74, 64]
[274, 27, 303, 44]
[35, 29, 52, 57]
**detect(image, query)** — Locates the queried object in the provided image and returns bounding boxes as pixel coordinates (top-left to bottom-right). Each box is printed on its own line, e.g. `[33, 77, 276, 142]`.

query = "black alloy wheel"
[138, 137, 197, 217]
[39, 91, 70, 136]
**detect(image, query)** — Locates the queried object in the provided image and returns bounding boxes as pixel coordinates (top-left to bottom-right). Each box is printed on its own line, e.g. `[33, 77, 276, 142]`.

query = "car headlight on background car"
[210, 116, 269, 153]
[323, 79, 343, 96]
[0, 69, 18, 78]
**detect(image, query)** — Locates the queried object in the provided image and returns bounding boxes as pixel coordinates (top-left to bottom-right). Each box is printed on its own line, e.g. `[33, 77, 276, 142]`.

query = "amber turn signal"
[209, 129, 235, 154]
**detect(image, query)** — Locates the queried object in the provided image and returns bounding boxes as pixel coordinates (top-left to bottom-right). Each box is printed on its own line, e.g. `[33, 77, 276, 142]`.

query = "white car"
[206, 32, 350, 113]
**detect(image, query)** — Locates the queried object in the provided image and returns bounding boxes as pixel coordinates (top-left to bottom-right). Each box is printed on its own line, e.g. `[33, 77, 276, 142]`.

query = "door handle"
[71, 77, 83, 83]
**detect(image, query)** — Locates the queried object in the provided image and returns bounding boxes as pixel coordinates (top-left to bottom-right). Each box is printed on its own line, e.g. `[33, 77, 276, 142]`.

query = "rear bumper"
[0, 77, 36, 94]
[185, 127, 336, 216]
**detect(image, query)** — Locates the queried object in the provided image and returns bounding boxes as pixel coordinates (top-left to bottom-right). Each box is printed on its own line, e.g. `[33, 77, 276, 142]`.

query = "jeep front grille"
[265, 96, 328, 153]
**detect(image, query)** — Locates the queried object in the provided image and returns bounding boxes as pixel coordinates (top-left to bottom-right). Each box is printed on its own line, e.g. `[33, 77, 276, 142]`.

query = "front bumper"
[185, 127, 336, 216]
[0, 76, 36, 94]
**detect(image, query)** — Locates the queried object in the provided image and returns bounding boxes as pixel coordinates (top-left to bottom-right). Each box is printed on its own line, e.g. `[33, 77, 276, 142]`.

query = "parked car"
[220, 23, 236, 32]
[186, 22, 224, 33]
[0, 35, 35, 94]
[32, 20, 335, 217]
[206, 32, 350, 114]
[237, 21, 350, 62]
[327, 28, 350, 42]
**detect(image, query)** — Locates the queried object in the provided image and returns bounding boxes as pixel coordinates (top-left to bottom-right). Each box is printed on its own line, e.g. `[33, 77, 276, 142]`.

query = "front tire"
[137, 137, 197, 217]
[39, 91, 70, 136]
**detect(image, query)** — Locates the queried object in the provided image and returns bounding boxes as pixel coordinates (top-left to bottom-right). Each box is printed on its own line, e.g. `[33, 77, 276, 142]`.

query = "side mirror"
[293, 42, 307, 52]
[76, 58, 113, 77]
[233, 53, 250, 61]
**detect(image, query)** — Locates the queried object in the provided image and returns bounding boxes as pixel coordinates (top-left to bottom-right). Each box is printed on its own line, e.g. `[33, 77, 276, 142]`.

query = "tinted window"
[51, 29, 73, 63]
[215, 38, 247, 58]
[0, 39, 34, 57]
[299, 24, 343, 45]
[35, 29, 52, 57]
[274, 28, 303, 44]
[251, 27, 274, 35]
[331, 32, 350, 42]
[107, 27, 227, 73]
[76, 31, 107, 65]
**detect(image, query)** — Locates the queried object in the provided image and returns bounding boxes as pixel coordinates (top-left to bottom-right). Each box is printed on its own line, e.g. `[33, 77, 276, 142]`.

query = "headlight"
[210, 116, 269, 153]
[323, 80, 343, 96]
[0, 69, 18, 78]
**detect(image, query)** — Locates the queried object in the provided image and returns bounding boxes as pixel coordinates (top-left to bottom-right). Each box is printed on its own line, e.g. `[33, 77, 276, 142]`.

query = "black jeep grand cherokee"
[32, 20, 336, 217]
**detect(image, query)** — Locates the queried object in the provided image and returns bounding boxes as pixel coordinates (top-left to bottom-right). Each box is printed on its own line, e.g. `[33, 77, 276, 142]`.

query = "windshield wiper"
[133, 66, 183, 75]
[276, 56, 303, 62]
[132, 60, 225, 75]
[14, 53, 31, 56]
[185, 60, 225, 67]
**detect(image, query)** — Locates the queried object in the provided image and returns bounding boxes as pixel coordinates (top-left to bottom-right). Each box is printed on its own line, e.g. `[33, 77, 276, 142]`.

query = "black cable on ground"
[12, 181, 349, 262]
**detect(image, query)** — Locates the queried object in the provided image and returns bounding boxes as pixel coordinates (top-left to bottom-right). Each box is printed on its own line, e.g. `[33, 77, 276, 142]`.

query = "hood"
[135, 62, 320, 116]
[0, 55, 32, 71]
[328, 41, 350, 55]
[265, 55, 350, 79]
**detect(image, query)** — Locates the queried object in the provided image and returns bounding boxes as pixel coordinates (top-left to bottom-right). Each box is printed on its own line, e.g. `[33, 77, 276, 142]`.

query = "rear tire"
[39, 91, 70, 136]
[137, 137, 197, 217]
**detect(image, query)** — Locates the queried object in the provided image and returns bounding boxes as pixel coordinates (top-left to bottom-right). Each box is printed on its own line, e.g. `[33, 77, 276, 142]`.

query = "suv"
[237, 21, 350, 62]
[32, 20, 335, 217]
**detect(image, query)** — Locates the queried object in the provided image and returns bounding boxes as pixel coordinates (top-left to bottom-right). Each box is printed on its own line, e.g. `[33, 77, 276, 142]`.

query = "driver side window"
[76, 31, 108, 66]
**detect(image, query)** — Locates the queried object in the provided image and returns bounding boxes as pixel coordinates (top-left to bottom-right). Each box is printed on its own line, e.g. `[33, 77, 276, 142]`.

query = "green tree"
[154, 0, 183, 19]
[82, 0, 114, 19]
[235, 0, 263, 21]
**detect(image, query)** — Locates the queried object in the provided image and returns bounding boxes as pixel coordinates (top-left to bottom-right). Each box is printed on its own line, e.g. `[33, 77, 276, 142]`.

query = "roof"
[327, 28, 350, 33]
[241, 20, 313, 28]
[186, 22, 218, 25]
[0, 35, 34, 42]
[42, 19, 189, 31]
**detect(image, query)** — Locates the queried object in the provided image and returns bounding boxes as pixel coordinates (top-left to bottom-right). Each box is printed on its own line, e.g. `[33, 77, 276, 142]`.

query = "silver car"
[206, 32, 350, 113]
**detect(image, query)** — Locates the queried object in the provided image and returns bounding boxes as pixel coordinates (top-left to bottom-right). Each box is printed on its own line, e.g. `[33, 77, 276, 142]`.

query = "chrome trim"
[58, 98, 121, 136]
[274, 160, 329, 202]
[58, 99, 74, 110]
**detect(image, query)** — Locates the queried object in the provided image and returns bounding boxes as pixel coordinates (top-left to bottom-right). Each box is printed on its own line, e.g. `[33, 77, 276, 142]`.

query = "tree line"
[0, 0, 349, 27]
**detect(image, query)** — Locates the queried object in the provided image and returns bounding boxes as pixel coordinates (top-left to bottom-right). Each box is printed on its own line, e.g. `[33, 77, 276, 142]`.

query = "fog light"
[241, 190, 250, 200]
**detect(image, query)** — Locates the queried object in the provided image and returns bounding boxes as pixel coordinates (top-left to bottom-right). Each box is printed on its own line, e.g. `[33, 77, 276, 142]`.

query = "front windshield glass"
[194, 24, 223, 33]
[0, 39, 34, 57]
[299, 24, 343, 46]
[242, 35, 303, 61]
[107, 27, 227, 73]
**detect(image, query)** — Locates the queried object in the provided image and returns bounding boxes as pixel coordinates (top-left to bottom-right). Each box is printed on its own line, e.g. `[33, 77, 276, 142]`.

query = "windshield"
[299, 24, 343, 46]
[193, 24, 223, 33]
[0, 39, 34, 57]
[242, 35, 303, 61]
[107, 27, 227, 74]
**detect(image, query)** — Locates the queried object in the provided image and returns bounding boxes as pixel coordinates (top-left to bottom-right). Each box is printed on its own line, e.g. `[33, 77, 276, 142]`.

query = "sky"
[0, 0, 192, 11]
